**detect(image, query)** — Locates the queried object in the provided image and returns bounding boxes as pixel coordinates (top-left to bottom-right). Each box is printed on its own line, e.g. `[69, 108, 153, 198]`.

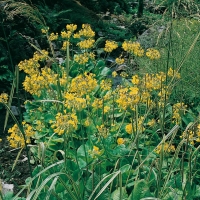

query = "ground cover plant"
[0, 21, 200, 200]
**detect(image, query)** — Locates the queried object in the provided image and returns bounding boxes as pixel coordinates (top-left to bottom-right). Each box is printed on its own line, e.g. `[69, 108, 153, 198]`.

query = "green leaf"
[111, 187, 128, 200]
[128, 179, 152, 200]
[77, 158, 87, 169]
[120, 164, 131, 174]
[96, 60, 105, 68]
[85, 172, 111, 200]
[100, 67, 112, 76]
[77, 144, 90, 157]
[0, 37, 6, 42]
[51, 138, 64, 143]
[3, 191, 14, 200]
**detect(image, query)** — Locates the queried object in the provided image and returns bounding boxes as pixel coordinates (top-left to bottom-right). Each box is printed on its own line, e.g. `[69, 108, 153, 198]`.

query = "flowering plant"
[1, 24, 199, 200]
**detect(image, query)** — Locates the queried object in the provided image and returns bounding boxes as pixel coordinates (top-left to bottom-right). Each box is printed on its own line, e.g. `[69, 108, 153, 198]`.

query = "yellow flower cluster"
[146, 48, 160, 60]
[115, 58, 125, 65]
[125, 123, 133, 134]
[18, 50, 48, 74]
[74, 52, 95, 65]
[154, 143, 175, 154]
[7, 123, 35, 148]
[23, 67, 57, 96]
[143, 72, 165, 91]
[180, 124, 200, 145]
[7, 124, 25, 148]
[61, 24, 77, 39]
[172, 102, 187, 124]
[49, 32, 58, 41]
[147, 119, 156, 127]
[167, 67, 181, 79]
[100, 79, 112, 91]
[112, 71, 118, 77]
[73, 24, 95, 38]
[120, 72, 128, 78]
[96, 124, 109, 138]
[92, 98, 103, 109]
[116, 87, 140, 110]
[0, 93, 8, 103]
[61, 31, 72, 39]
[122, 41, 144, 56]
[61, 41, 70, 50]
[104, 40, 118, 52]
[88, 146, 101, 158]
[70, 73, 97, 96]
[117, 138, 125, 145]
[64, 92, 86, 111]
[66, 24, 77, 32]
[125, 117, 145, 134]
[51, 112, 78, 135]
[104, 105, 110, 113]
[132, 75, 140, 85]
[41, 27, 49, 34]
[77, 38, 95, 49]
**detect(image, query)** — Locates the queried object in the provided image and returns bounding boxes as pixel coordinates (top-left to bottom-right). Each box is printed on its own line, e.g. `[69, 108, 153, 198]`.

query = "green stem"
[66, 44, 70, 82]
[161, 21, 173, 136]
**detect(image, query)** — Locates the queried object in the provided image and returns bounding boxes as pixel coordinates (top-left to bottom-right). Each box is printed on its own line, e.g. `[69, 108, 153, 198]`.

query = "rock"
[137, 25, 166, 49]
[0, 179, 14, 196]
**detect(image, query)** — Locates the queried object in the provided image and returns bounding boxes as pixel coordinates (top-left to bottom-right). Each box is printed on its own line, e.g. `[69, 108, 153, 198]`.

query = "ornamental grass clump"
[1, 24, 200, 200]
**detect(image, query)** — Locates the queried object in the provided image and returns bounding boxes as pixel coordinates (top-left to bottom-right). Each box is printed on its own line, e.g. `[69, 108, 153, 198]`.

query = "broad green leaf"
[128, 179, 152, 200]
[77, 158, 87, 169]
[120, 164, 131, 174]
[96, 60, 105, 68]
[111, 187, 128, 200]
[100, 67, 112, 76]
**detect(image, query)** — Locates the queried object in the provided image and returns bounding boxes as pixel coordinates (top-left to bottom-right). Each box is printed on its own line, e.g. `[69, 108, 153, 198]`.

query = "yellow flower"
[117, 138, 124, 145]
[51, 112, 78, 135]
[74, 52, 95, 64]
[104, 106, 110, 113]
[122, 41, 144, 56]
[112, 71, 118, 77]
[0, 93, 8, 103]
[61, 31, 72, 39]
[120, 72, 128, 78]
[66, 24, 77, 32]
[64, 92, 86, 110]
[146, 48, 160, 60]
[74, 24, 95, 38]
[84, 118, 90, 127]
[0, 138, 2, 142]
[125, 123, 133, 134]
[77, 38, 95, 49]
[93, 146, 100, 154]
[49, 32, 58, 41]
[132, 75, 140, 85]
[155, 143, 175, 154]
[104, 40, 118, 52]
[41, 27, 49, 34]
[70, 73, 97, 96]
[7, 124, 27, 148]
[100, 79, 112, 91]
[147, 119, 156, 127]
[167, 67, 181, 79]
[172, 102, 187, 124]
[129, 87, 139, 95]
[115, 58, 124, 65]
